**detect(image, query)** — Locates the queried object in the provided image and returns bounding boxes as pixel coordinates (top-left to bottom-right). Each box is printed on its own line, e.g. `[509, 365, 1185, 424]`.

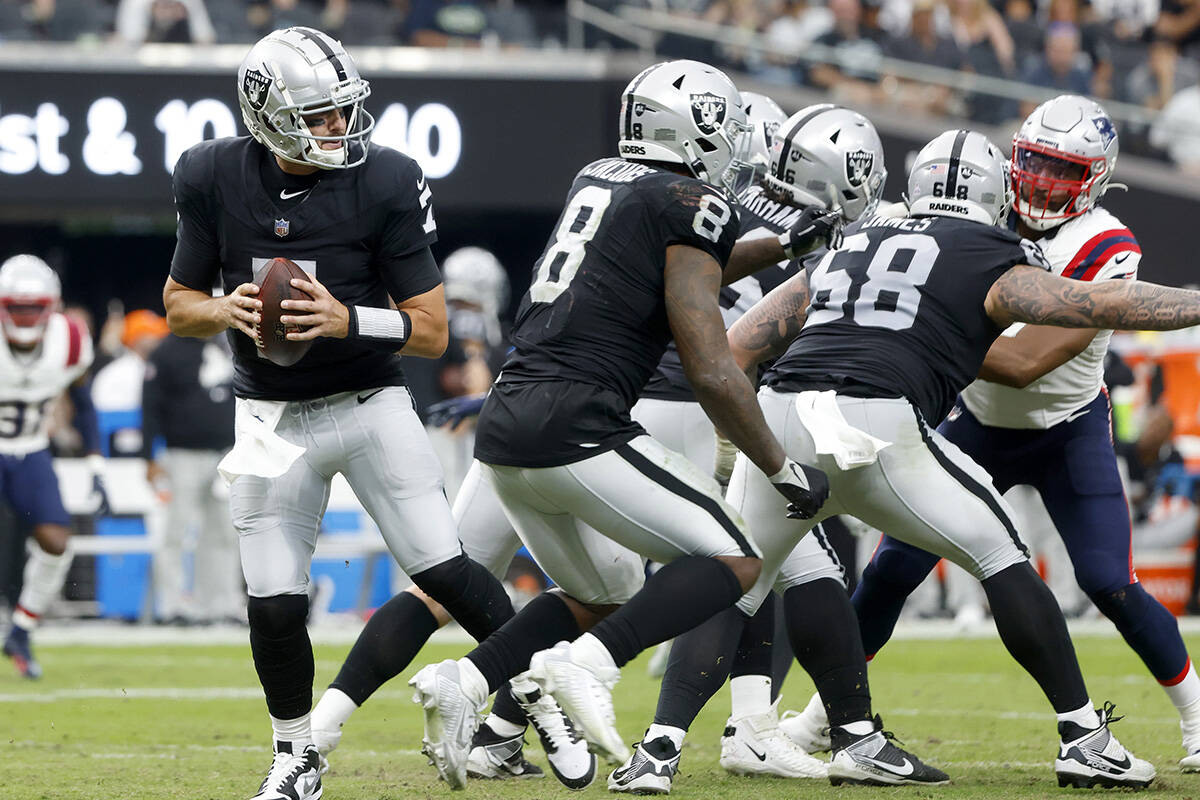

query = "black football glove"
[769, 458, 830, 520]
[779, 207, 844, 259]
[425, 393, 487, 430]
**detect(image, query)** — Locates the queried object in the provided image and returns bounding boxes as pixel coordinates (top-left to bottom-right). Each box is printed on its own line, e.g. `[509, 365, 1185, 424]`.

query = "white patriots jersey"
[0, 313, 93, 455]
[961, 207, 1139, 429]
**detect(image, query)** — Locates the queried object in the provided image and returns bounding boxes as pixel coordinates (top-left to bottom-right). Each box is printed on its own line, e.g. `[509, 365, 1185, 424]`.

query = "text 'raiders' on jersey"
[765, 213, 1050, 425]
[642, 183, 808, 403]
[169, 136, 440, 401]
[474, 158, 740, 467]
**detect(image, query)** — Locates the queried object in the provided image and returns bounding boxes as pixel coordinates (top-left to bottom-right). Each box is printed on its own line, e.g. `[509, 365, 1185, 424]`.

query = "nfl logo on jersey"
[274, 219, 290, 238]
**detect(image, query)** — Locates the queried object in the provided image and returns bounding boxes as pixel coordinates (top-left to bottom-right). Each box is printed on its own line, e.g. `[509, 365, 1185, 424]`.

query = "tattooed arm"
[727, 271, 812, 373]
[665, 244, 786, 476]
[985, 265, 1200, 331]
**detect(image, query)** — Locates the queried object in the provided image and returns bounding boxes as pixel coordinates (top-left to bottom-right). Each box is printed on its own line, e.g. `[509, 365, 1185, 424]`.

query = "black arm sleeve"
[169, 149, 222, 292]
[378, 246, 443, 305]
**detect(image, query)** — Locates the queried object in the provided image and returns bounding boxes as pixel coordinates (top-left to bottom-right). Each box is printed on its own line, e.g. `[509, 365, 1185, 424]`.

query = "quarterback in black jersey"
[728, 129, 1200, 788]
[161, 28, 516, 800]
[614, 103, 947, 792]
[408, 61, 832, 789]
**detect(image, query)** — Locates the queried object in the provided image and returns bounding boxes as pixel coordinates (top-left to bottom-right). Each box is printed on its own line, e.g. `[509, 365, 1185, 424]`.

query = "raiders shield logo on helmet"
[243, 68, 272, 112]
[845, 149, 875, 188]
[690, 92, 727, 136]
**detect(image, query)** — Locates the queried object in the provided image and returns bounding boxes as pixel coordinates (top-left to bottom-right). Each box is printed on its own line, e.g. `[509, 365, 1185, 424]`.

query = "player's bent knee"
[246, 594, 309, 638]
[33, 524, 70, 556]
[403, 584, 452, 627]
[1089, 582, 1156, 626]
[717, 555, 762, 593]
[551, 589, 619, 631]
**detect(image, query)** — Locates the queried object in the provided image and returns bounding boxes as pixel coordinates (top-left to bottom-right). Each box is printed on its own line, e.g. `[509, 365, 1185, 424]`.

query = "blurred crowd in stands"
[1, 0, 1198, 168]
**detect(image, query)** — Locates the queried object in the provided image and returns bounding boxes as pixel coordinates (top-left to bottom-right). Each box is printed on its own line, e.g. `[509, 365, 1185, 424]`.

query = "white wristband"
[350, 306, 411, 350]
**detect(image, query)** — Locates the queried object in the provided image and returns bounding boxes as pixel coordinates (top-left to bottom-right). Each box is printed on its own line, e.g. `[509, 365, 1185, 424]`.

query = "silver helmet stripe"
[944, 129, 969, 199]
[774, 104, 835, 181]
[294, 27, 348, 83]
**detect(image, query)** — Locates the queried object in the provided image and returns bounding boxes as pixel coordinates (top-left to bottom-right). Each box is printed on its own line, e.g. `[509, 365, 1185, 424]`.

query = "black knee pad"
[411, 554, 514, 641]
[247, 594, 309, 639]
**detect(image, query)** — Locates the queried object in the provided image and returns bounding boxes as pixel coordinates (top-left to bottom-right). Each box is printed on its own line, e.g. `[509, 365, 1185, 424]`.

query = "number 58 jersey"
[475, 158, 739, 467]
[765, 214, 1048, 426]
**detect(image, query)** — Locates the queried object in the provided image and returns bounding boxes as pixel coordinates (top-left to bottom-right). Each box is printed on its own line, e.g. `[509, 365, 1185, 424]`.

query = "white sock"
[644, 723, 686, 750]
[1163, 662, 1200, 714]
[17, 543, 73, 621]
[1056, 701, 1100, 732]
[838, 719, 875, 736]
[729, 675, 772, 719]
[803, 691, 828, 726]
[311, 687, 357, 734]
[486, 713, 526, 738]
[571, 633, 617, 671]
[270, 712, 312, 750]
[457, 657, 490, 706]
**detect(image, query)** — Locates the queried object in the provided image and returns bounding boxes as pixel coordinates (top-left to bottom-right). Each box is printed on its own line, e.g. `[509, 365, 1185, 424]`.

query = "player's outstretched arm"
[721, 207, 841, 285]
[976, 324, 1097, 388]
[666, 244, 786, 477]
[727, 271, 811, 372]
[163, 276, 260, 340]
[985, 265, 1200, 331]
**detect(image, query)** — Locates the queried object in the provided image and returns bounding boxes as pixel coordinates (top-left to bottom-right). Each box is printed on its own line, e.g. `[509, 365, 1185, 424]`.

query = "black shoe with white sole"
[828, 715, 949, 787]
[608, 736, 681, 795]
[1055, 702, 1155, 789]
[250, 742, 323, 800]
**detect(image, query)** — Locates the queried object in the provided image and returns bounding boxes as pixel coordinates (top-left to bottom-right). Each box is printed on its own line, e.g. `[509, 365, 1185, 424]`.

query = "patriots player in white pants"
[163, 27, 518, 800]
[0, 255, 106, 680]
[802, 94, 1200, 773]
[724, 128, 1200, 789]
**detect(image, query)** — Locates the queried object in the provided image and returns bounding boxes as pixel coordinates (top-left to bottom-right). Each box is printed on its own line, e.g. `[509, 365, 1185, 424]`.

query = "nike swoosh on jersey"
[280, 188, 310, 200]
[1114, 253, 1131, 264]
[357, 388, 386, 404]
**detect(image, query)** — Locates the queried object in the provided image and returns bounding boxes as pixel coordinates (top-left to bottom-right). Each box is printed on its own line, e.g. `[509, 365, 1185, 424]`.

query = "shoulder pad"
[1056, 209, 1140, 281]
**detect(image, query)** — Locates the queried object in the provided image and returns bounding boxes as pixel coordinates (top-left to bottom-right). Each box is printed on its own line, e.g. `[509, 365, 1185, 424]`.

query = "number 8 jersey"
[475, 158, 739, 467]
[765, 214, 1048, 426]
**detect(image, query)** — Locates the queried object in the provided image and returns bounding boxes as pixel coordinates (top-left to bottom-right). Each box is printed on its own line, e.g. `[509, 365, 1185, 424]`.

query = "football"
[255, 257, 315, 367]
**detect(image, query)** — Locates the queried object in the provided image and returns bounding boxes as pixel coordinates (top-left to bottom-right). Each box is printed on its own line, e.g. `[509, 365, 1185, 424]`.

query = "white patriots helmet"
[1011, 94, 1119, 231]
[0, 254, 61, 347]
[443, 246, 510, 317]
[908, 130, 1012, 226]
[237, 27, 374, 170]
[764, 104, 886, 223]
[617, 60, 753, 193]
[740, 91, 787, 180]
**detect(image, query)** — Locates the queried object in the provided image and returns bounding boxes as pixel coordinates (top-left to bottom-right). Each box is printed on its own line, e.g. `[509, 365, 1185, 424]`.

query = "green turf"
[4, 634, 1200, 799]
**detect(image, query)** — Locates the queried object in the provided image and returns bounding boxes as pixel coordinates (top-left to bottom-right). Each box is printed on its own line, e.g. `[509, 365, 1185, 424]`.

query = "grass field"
[5, 631, 1200, 799]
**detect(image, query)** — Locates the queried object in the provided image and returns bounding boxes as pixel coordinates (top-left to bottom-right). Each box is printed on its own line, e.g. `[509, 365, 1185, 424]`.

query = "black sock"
[783, 578, 871, 727]
[328, 591, 438, 706]
[491, 682, 526, 728]
[731, 592, 775, 683]
[467, 592, 581, 693]
[983, 562, 1089, 713]
[411, 554, 514, 641]
[653, 606, 745, 729]
[247, 594, 314, 719]
[768, 592, 793, 702]
[590, 556, 743, 668]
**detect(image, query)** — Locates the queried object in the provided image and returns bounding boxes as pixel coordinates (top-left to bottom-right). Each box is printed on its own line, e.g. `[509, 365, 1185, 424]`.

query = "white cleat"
[828, 715, 949, 787]
[608, 736, 680, 794]
[1181, 719, 1200, 772]
[250, 743, 323, 800]
[779, 692, 831, 754]
[646, 641, 672, 679]
[409, 659, 485, 790]
[1179, 749, 1200, 773]
[1055, 702, 1155, 789]
[465, 721, 545, 780]
[720, 710, 827, 778]
[529, 641, 630, 764]
[309, 719, 340, 776]
[511, 672, 598, 789]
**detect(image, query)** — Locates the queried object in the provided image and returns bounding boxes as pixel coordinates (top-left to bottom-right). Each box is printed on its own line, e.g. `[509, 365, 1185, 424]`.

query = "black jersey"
[766, 214, 1049, 424]
[474, 158, 740, 467]
[641, 184, 806, 402]
[169, 137, 440, 401]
